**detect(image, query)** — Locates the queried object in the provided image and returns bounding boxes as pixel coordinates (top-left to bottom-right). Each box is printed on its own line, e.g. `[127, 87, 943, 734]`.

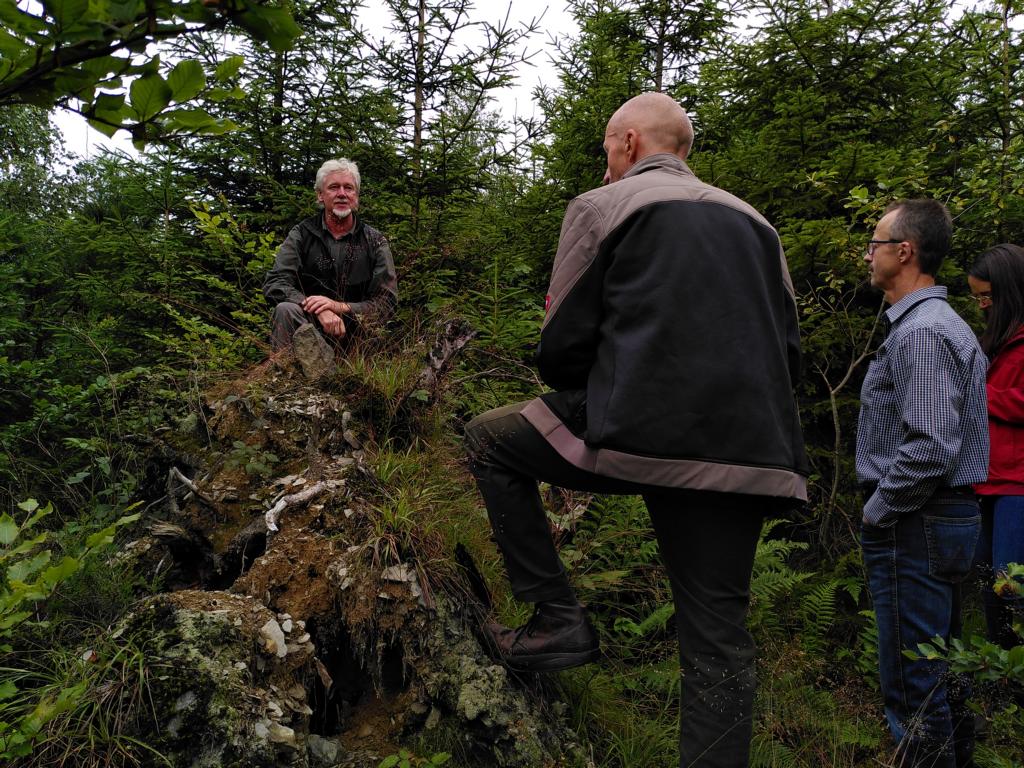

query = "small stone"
[288, 684, 306, 699]
[254, 721, 270, 740]
[425, 706, 442, 730]
[260, 619, 288, 658]
[234, 661, 248, 671]
[281, 619, 293, 633]
[285, 699, 314, 716]
[81, 649, 98, 663]
[267, 722, 296, 745]
[380, 564, 410, 582]
[267, 701, 283, 718]
[307, 734, 340, 765]
[174, 691, 197, 712]
[343, 429, 361, 449]
[292, 323, 335, 380]
[167, 716, 183, 737]
[297, 633, 311, 643]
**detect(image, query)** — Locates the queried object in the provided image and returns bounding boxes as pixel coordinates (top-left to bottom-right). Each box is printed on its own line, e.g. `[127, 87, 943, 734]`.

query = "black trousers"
[465, 401, 769, 768]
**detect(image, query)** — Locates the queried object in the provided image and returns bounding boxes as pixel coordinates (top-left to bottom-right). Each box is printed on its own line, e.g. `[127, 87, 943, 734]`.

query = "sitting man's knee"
[273, 301, 305, 322]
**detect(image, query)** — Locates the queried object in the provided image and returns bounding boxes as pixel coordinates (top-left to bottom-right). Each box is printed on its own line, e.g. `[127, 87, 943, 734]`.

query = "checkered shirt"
[856, 286, 989, 526]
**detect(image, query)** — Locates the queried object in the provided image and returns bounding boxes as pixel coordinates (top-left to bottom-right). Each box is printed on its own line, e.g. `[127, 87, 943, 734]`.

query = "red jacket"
[976, 326, 1024, 495]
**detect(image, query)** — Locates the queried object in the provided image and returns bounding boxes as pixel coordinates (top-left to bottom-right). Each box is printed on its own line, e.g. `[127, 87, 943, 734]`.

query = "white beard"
[330, 205, 352, 221]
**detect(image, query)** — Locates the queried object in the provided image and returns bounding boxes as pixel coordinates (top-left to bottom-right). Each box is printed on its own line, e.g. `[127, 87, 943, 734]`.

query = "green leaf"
[0, 680, 17, 701]
[42, 0, 90, 32]
[215, 55, 245, 82]
[6, 550, 52, 584]
[234, 3, 300, 53]
[129, 73, 172, 121]
[0, 514, 18, 546]
[16, 500, 38, 514]
[84, 512, 139, 548]
[0, 2, 46, 33]
[88, 88, 129, 123]
[167, 59, 206, 103]
[0, 611, 32, 631]
[40, 556, 80, 590]
[85, 525, 117, 549]
[162, 108, 218, 130]
[0, 532, 49, 565]
[211, 85, 246, 105]
[0, 28, 27, 57]
[87, 117, 121, 138]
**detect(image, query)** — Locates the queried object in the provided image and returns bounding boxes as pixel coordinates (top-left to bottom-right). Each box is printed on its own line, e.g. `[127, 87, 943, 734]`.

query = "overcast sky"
[54, 0, 576, 159]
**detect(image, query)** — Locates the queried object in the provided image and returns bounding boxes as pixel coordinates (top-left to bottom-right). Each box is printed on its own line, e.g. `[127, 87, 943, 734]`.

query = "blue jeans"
[975, 495, 1024, 649]
[862, 495, 980, 767]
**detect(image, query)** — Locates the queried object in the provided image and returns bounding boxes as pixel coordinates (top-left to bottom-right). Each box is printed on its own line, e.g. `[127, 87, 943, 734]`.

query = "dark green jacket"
[263, 213, 397, 320]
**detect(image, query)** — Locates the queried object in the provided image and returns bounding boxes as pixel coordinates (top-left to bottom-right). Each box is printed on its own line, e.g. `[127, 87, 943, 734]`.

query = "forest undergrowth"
[4, 0, 1024, 763]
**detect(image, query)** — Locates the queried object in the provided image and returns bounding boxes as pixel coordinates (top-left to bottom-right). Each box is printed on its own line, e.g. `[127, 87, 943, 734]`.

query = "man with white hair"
[263, 158, 397, 351]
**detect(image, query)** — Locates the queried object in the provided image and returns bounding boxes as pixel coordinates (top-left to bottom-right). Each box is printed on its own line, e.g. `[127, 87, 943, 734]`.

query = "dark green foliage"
[0, 0, 300, 144]
[3, 0, 1024, 764]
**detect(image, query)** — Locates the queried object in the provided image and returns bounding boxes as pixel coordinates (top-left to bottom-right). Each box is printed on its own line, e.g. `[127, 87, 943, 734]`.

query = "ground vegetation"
[2, 0, 1024, 765]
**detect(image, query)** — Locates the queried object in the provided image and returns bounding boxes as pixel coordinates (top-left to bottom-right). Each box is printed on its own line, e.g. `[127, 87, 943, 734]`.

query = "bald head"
[602, 92, 694, 184]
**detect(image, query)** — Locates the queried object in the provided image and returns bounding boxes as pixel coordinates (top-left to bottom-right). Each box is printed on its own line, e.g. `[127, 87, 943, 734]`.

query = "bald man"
[465, 93, 808, 767]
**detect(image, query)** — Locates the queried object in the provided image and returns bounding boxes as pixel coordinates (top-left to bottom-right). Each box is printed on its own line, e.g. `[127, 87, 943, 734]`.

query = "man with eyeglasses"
[857, 198, 988, 767]
[465, 92, 809, 767]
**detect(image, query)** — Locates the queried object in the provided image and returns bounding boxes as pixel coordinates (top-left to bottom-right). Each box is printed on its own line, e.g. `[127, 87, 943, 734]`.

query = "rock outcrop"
[112, 325, 584, 767]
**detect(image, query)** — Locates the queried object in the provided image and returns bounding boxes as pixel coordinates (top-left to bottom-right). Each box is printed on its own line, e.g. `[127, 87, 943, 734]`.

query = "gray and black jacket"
[263, 213, 398, 320]
[520, 153, 809, 501]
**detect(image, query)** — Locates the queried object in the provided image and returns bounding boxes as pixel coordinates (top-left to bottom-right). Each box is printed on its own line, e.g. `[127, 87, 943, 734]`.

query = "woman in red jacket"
[968, 243, 1024, 648]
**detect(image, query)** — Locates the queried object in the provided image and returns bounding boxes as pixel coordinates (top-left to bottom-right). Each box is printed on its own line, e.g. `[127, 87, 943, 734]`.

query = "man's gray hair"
[315, 158, 361, 193]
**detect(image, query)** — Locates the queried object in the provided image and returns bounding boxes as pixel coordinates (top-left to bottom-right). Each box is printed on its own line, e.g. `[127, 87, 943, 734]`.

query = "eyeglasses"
[867, 239, 903, 255]
[970, 292, 992, 306]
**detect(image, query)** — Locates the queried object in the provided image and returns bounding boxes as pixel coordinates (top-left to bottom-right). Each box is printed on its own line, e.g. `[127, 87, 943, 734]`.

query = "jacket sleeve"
[987, 342, 1024, 423]
[263, 225, 307, 306]
[536, 198, 605, 391]
[346, 229, 398, 321]
[778, 245, 803, 386]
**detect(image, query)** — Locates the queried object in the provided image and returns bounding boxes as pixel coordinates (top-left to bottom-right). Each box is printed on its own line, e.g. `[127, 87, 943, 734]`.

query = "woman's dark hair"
[969, 243, 1024, 355]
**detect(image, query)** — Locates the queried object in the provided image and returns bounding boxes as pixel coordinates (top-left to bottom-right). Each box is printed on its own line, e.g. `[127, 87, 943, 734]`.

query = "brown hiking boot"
[487, 600, 599, 672]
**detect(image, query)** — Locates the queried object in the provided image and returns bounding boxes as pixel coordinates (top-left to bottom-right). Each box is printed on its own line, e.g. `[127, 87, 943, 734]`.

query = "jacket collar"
[312, 211, 362, 241]
[623, 153, 695, 180]
[999, 324, 1024, 351]
[884, 284, 947, 326]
